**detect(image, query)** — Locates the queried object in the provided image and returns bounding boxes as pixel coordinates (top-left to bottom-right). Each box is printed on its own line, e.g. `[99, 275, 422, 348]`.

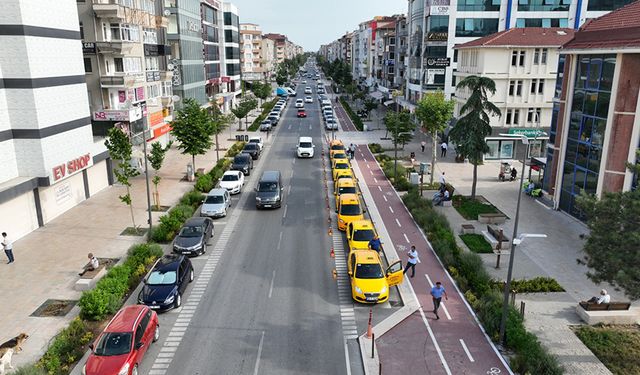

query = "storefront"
[485, 128, 548, 161]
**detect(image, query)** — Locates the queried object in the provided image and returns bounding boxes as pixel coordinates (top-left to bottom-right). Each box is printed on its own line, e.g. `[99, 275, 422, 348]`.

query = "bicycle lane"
[325, 84, 357, 132]
[354, 145, 512, 375]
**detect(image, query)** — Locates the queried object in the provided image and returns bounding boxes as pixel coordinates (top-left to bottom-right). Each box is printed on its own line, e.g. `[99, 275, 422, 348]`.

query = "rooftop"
[455, 28, 575, 49]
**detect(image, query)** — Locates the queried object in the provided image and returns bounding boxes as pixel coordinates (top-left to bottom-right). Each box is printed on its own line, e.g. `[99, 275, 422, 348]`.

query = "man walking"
[430, 281, 448, 319]
[2, 232, 14, 264]
[368, 235, 382, 253]
[403, 245, 419, 278]
[440, 141, 448, 157]
[421, 140, 426, 153]
[349, 144, 356, 160]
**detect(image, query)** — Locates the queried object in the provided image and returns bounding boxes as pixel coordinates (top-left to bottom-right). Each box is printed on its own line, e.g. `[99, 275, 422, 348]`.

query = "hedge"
[38, 318, 93, 375]
[249, 98, 278, 131]
[339, 97, 363, 131]
[368, 143, 383, 153]
[225, 141, 246, 158]
[401, 189, 563, 374]
[378, 158, 411, 191]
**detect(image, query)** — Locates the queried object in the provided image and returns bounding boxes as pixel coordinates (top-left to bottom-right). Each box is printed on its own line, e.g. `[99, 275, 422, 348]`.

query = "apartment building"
[454, 28, 575, 161]
[240, 23, 263, 81]
[222, 2, 241, 108]
[261, 37, 276, 80]
[264, 33, 287, 63]
[202, 0, 223, 110]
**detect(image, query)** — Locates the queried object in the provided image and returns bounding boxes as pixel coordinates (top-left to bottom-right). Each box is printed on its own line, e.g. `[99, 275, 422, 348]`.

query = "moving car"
[336, 193, 364, 231]
[231, 153, 253, 175]
[83, 305, 159, 375]
[297, 109, 307, 118]
[200, 188, 231, 218]
[255, 170, 283, 209]
[259, 120, 272, 132]
[347, 250, 403, 304]
[248, 136, 264, 151]
[346, 220, 376, 251]
[304, 96, 313, 103]
[296, 136, 315, 158]
[241, 143, 261, 160]
[172, 217, 214, 256]
[334, 178, 358, 207]
[286, 87, 297, 96]
[218, 170, 245, 194]
[295, 98, 304, 108]
[138, 254, 194, 311]
[304, 86, 312, 94]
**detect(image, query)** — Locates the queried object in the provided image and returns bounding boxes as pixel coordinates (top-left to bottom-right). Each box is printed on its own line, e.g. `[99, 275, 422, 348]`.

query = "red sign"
[151, 124, 172, 140]
[221, 76, 230, 83]
[118, 90, 126, 103]
[52, 154, 91, 182]
[149, 111, 164, 127]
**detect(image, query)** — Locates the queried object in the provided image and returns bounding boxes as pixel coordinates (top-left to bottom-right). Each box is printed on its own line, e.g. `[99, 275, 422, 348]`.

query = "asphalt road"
[140, 80, 362, 375]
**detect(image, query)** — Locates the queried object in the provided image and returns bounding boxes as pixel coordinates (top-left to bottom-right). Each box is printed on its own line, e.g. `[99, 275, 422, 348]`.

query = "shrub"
[169, 204, 195, 223]
[13, 364, 48, 375]
[150, 224, 172, 243]
[179, 190, 205, 209]
[375, 154, 392, 163]
[452, 195, 500, 220]
[574, 325, 640, 375]
[38, 318, 93, 375]
[368, 143, 383, 153]
[195, 173, 214, 192]
[339, 97, 364, 130]
[225, 141, 246, 158]
[249, 98, 277, 131]
[508, 277, 565, 293]
[459, 233, 493, 254]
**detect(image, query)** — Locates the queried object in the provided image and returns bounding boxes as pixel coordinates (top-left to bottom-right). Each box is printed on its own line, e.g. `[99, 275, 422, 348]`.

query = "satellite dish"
[167, 63, 174, 70]
[163, 9, 171, 16]
[172, 95, 181, 102]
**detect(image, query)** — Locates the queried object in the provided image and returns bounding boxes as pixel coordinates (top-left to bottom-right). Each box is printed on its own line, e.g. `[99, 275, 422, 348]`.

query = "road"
[140, 81, 362, 375]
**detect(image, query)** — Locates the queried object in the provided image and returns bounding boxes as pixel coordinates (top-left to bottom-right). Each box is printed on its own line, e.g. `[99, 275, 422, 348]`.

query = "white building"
[221, 2, 241, 110]
[454, 27, 575, 160]
[0, 0, 111, 239]
[240, 23, 265, 81]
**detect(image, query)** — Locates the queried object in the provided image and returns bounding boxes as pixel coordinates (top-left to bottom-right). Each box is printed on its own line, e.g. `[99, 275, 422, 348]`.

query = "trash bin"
[410, 172, 420, 185]
[363, 124, 368, 131]
[187, 163, 195, 182]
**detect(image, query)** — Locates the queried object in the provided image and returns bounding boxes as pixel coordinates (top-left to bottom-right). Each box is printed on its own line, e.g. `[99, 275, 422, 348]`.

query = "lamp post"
[140, 126, 153, 241]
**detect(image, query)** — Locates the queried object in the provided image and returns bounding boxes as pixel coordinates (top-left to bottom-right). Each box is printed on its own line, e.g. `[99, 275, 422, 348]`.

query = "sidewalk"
[337, 128, 616, 374]
[0, 127, 265, 368]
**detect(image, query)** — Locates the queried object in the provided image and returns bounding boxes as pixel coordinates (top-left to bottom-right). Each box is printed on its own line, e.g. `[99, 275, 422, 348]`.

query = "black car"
[172, 217, 213, 256]
[138, 254, 193, 311]
[266, 115, 279, 126]
[241, 143, 261, 160]
[231, 154, 253, 175]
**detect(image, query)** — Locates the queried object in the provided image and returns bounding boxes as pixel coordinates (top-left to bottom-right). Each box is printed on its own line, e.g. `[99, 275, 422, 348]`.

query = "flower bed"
[452, 195, 500, 220]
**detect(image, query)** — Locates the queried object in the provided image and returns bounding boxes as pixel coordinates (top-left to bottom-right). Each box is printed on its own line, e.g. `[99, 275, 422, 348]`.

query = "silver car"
[200, 188, 231, 218]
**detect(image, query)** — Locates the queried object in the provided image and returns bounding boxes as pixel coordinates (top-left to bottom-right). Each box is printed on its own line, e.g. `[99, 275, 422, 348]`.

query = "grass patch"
[460, 234, 493, 253]
[573, 325, 640, 375]
[453, 195, 499, 220]
[509, 277, 565, 293]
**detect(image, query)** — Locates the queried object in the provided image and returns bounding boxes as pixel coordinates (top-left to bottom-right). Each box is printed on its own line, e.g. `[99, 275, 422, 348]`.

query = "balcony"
[100, 73, 145, 87]
[92, 0, 126, 19]
[160, 70, 173, 81]
[96, 40, 136, 55]
[155, 15, 169, 28]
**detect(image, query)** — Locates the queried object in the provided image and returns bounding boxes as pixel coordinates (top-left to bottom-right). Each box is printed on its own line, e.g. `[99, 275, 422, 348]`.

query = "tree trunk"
[215, 132, 220, 162]
[153, 181, 159, 208]
[430, 130, 438, 185]
[192, 154, 196, 172]
[127, 186, 137, 231]
[471, 161, 478, 200]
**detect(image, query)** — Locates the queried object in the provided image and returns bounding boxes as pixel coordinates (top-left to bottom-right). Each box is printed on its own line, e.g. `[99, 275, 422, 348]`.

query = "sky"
[228, 0, 407, 51]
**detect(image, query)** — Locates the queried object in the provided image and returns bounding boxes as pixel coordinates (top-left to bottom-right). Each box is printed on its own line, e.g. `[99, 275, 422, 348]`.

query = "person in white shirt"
[439, 172, 446, 189]
[586, 289, 610, 304]
[79, 253, 100, 276]
[440, 142, 448, 157]
[2, 232, 14, 264]
[403, 245, 420, 278]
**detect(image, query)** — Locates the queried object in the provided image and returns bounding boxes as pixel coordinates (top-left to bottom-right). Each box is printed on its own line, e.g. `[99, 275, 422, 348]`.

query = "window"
[519, 51, 525, 66]
[457, 0, 500, 11]
[123, 57, 142, 73]
[515, 18, 568, 27]
[534, 48, 540, 64]
[527, 108, 541, 123]
[79, 22, 84, 40]
[541, 48, 548, 64]
[162, 81, 172, 97]
[244, 34, 251, 40]
[455, 18, 499, 37]
[511, 50, 518, 66]
[114, 57, 124, 72]
[587, 0, 634, 11]
[202, 6, 217, 24]
[110, 23, 120, 41]
[143, 28, 157, 44]
[538, 80, 544, 94]
[509, 80, 516, 96]
[429, 16, 449, 32]
[531, 79, 537, 94]
[83, 58, 92, 73]
[147, 83, 161, 99]
[518, 0, 570, 11]
[145, 56, 159, 71]
[513, 109, 520, 125]
[506, 109, 513, 125]
[121, 24, 139, 42]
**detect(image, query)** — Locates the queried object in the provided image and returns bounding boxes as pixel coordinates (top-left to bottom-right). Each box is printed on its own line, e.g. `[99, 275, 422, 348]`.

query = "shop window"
[84, 58, 92, 73]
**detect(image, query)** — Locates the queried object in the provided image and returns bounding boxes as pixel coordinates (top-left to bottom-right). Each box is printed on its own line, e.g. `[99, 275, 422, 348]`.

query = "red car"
[297, 109, 307, 118]
[83, 305, 159, 375]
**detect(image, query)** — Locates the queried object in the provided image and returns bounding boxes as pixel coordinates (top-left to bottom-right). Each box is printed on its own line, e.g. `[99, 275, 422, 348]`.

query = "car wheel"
[189, 269, 194, 283]
[132, 365, 139, 375]
[201, 243, 207, 254]
[153, 324, 160, 342]
[175, 293, 182, 308]
[223, 208, 228, 217]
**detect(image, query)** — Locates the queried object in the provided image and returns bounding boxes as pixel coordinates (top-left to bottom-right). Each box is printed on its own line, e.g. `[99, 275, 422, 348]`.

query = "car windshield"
[335, 163, 349, 169]
[353, 229, 375, 242]
[233, 156, 248, 163]
[355, 263, 384, 279]
[249, 139, 260, 144]
[179, 225, 203, 237]
[340, 204, 361, 216]
[94, 332, 132, 356]
[331, 145, 345, 151]
[222, 174, 239, 181]
[333, 153, 347, 159]
[205, 195, 224, 204]
[147, 270, 177, 285]
[258, 182, 278, 192]
[338, 186, 356, 195]
[243, 144, 257, 150]
[299, 142, 312, 148]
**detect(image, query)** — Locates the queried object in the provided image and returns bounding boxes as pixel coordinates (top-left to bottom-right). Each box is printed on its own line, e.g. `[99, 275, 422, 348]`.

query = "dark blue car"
[138, 254, 193, 311]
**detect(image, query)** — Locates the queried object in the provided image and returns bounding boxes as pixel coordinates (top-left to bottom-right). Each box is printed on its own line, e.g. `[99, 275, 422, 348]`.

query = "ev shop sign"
[430, 6, 450, 15]
[52, 154, 92, 182]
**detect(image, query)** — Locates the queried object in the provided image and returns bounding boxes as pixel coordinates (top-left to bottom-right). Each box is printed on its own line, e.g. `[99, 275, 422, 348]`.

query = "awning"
[369, 91, 384, 100]
[383, 100, 395, 106]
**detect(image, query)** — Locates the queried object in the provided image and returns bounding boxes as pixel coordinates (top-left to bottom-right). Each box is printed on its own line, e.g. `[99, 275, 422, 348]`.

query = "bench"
[482, 225, 510, 251]
[460, 224, 475, 235]
[576, 302, 638, 325]
[478, 212, 507, 224]
[74, 264, 107, 291]
[441, 185, 455, 207]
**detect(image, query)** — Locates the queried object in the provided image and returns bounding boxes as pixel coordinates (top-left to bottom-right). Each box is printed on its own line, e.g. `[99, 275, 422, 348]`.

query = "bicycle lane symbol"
[487, 367, 501, 375]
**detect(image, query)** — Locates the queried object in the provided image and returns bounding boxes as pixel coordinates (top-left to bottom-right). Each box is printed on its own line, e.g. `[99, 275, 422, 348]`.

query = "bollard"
[371, 332, 375, 358]
[366, 308, 373, 338]
[520, 301, 526, 317]
[332, 269, 337, 280]
[328, 228, 333, 236]
[379, 362, 382, 375]
[330, 247, 335, 258]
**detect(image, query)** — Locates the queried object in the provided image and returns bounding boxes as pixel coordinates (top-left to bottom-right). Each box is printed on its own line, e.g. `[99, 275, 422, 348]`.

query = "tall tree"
[147, 141, 172, 209]
[252, 81, 271, 106]
[449, 76, 501, 199]
[231, 96, 257, 131]
[105, 127, 140, 231]
[209, 106, 234, 162]
[415, 91, 455, 184]
[170, 97, 215, 171]
[363, 98, 378, 120]
[385, 110, 415, 150]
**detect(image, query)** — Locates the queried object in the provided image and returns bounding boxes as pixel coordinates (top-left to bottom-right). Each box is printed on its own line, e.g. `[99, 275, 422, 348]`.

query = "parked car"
[297, 109, 307, 118]
[218, 170, 245, 194]
[83, 305, 159, 375]
[347, 250, 403, 304]
[259, 120, 272, 131]
[200, 188, 231, 218]
[325, 118, 338, 130]
[231, 153, 253, 175]
[172, 217, 214, 256]
[241, 143, 261, 160]
[266, 115, 279, 125]
[138, 254, 193, 311]
[248, 136, 264, 151]
[268, 111, 280, 120]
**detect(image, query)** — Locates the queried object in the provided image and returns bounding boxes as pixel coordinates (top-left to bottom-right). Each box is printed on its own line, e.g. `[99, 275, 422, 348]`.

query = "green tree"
[275, 66, 288, 86]
[147, 141, 172, 209]
[385, 110, 415, 150]
[231, 96, 257, 131]
[415, 91, 455, 184]
[170, 97, 215, 171]
[105, 127, 140, 231]
[449, 76, 501, 199]
[363, 98, 378, 119]
[576, 151, 640, 299]
[251, 81, 271, 106]
[209, 105, 234, 162]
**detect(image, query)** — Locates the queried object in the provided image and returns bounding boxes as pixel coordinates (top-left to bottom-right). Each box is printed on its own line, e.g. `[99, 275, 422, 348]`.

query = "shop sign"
[54, 183, 73, 205]
[508, 128, 547, 138]
[427, 32, 448, 41]
[426, 57, 450, 68]
[208, 78, 220, 84]
[152, 124, 172, 139]
[430, 5, 450, 15]
[93, 107, 142, 122]
[82, 42, 96, 54]
[149, 111, 164, 127]
[52, 153, 92, 182]
[221, 76, 231, 83]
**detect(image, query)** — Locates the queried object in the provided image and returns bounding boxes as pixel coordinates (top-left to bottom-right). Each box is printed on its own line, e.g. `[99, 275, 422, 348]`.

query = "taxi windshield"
[355, 263, 384, 279]
[340, 204, 361, 216]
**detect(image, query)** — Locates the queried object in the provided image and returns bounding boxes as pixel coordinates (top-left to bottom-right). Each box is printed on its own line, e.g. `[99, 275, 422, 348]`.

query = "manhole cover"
[31, 299, 77, 317]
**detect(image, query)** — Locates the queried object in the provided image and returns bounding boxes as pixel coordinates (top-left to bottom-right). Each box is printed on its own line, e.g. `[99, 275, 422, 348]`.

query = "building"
[543, 1, 640, 218]
[394, 16, 408, 90]
[0, 0, 112, 239]
[222, 2, 241, 108]
[202, 0, 224, 110]
[264, 33, 287, 63]
[261, 37, 276, 80]
[240, 23, 273, 82]
[454, 28, 575, 161]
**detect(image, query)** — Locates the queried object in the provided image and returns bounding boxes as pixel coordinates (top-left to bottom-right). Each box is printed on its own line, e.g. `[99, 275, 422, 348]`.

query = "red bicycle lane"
[325, 85, 357, 132]
[354, 145, 511, 375]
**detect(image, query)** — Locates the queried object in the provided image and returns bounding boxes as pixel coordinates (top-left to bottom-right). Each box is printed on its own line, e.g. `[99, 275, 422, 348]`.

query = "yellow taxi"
[347, 249, 403, 304]
[332, 159, 351, 180]
[336, 193, 364, 231]
[334, 178, 359, 207]
[346, 220, 377, 251]
[330, 149, 349, 162]
[329, 140, 345, 153]
[333, 168, 354, 184]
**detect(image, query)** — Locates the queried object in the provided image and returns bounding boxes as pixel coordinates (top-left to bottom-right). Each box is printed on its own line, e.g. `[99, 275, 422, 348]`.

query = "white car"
[200, 188, 231, 218]
[296, 136, 315, 158]
[218, 171, 245, 195]
[248, 136, 264, 151]
[325, 118, 338, 130]
[302, 80, 307, 84]
[304, 87, 312, 94]
[304, 96, 313, 103]
[268, 111, 280, 120]
[295, 99, 304, 108]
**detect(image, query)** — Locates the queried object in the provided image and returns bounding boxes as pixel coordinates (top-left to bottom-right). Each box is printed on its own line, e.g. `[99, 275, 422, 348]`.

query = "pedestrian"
[421, 140, 426, 153]
[439, 171, 446, 190]
[368, 235, 382, 252]
[440, 141, 448, 157]
[430, 281, 448, 319]
[403, 245, 419, 278]
[2, 232, 14, 264]
[349, 144, 356, 160]
[79, 253, 100, 276]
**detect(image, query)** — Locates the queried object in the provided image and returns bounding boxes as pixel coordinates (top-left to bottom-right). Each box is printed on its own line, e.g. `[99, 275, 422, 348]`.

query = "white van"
[296, 136, 315, 158]
[321, 99, 331, 106]
[286, 87, 297, 96]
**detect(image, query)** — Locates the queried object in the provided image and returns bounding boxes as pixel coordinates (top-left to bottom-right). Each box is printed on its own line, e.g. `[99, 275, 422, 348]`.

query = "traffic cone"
[328, 227, 333, 236]
[332, 269, 338, 280]
[330, 247, 335, 258]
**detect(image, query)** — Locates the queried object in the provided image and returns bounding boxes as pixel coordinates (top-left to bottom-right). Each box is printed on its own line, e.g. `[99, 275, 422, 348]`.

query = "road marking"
[268, 270, 276, 298]
[377, 186, 382, 192]
[389, 206, 394, 214]
[252, 331, 266, 375]
[277, 231, 283, 250]
[460, 339, 475, 362]
[370, 170, 373, 175]
[395, 218, 402, 227]
[283, 204, 288, 219]
[287, 185, 291, 195]
[367, 164, 370, 169]
[343, 338, 352, 375]
[292, 158, 296, 164]
[404, 233, 410, 243]
[309, 124, 312, 130]
[383, 195, 387, 202]
[290, 170, 294, 179]
[373, 178, 378, 183]
[419, 307, 452, 374]
[425, 274, 452, 320]
[288, 124, 292, 130]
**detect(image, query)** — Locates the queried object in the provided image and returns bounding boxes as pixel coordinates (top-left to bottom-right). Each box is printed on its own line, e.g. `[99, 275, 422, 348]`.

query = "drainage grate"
[31, 299, 77, 317]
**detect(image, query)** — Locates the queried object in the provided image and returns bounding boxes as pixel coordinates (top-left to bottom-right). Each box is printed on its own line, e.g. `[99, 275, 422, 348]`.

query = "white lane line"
[343, 338, 352, 375]
[424, 274, 452, 320]
[283, 204, 288, 219]
[377, 186, 382, 192]
[268, 270, 276, 298]
[277, 231, 283, 250]
[292, 158, 296, 164]
[373, 178, 378, 183]
[253, 331, 266, 375]
[383, 195, 388, 202]
[370, 170, 374, 175]
[287, 185, 292, 195]
[404, 233, 410, 243]
[460, 339, 475, 362]
[290, 170, 294, 178]
[419, 307, 452, 375]
[309, 124, 312, 130]
[367, 164, 371, 169]
[389, 206, 394, 213]
[288, 124, 292, 130]
[395, 218, 402, 227]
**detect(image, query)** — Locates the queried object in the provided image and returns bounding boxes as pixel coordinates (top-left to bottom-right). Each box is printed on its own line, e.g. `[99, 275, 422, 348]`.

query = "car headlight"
[118, 363, 130, 375]
[355, 286, 363, 294]
[339, 219, 345, 224]
[256, 197, 262, 201]
[164, 294, 175, 304]
[380, 286, 387, 294]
